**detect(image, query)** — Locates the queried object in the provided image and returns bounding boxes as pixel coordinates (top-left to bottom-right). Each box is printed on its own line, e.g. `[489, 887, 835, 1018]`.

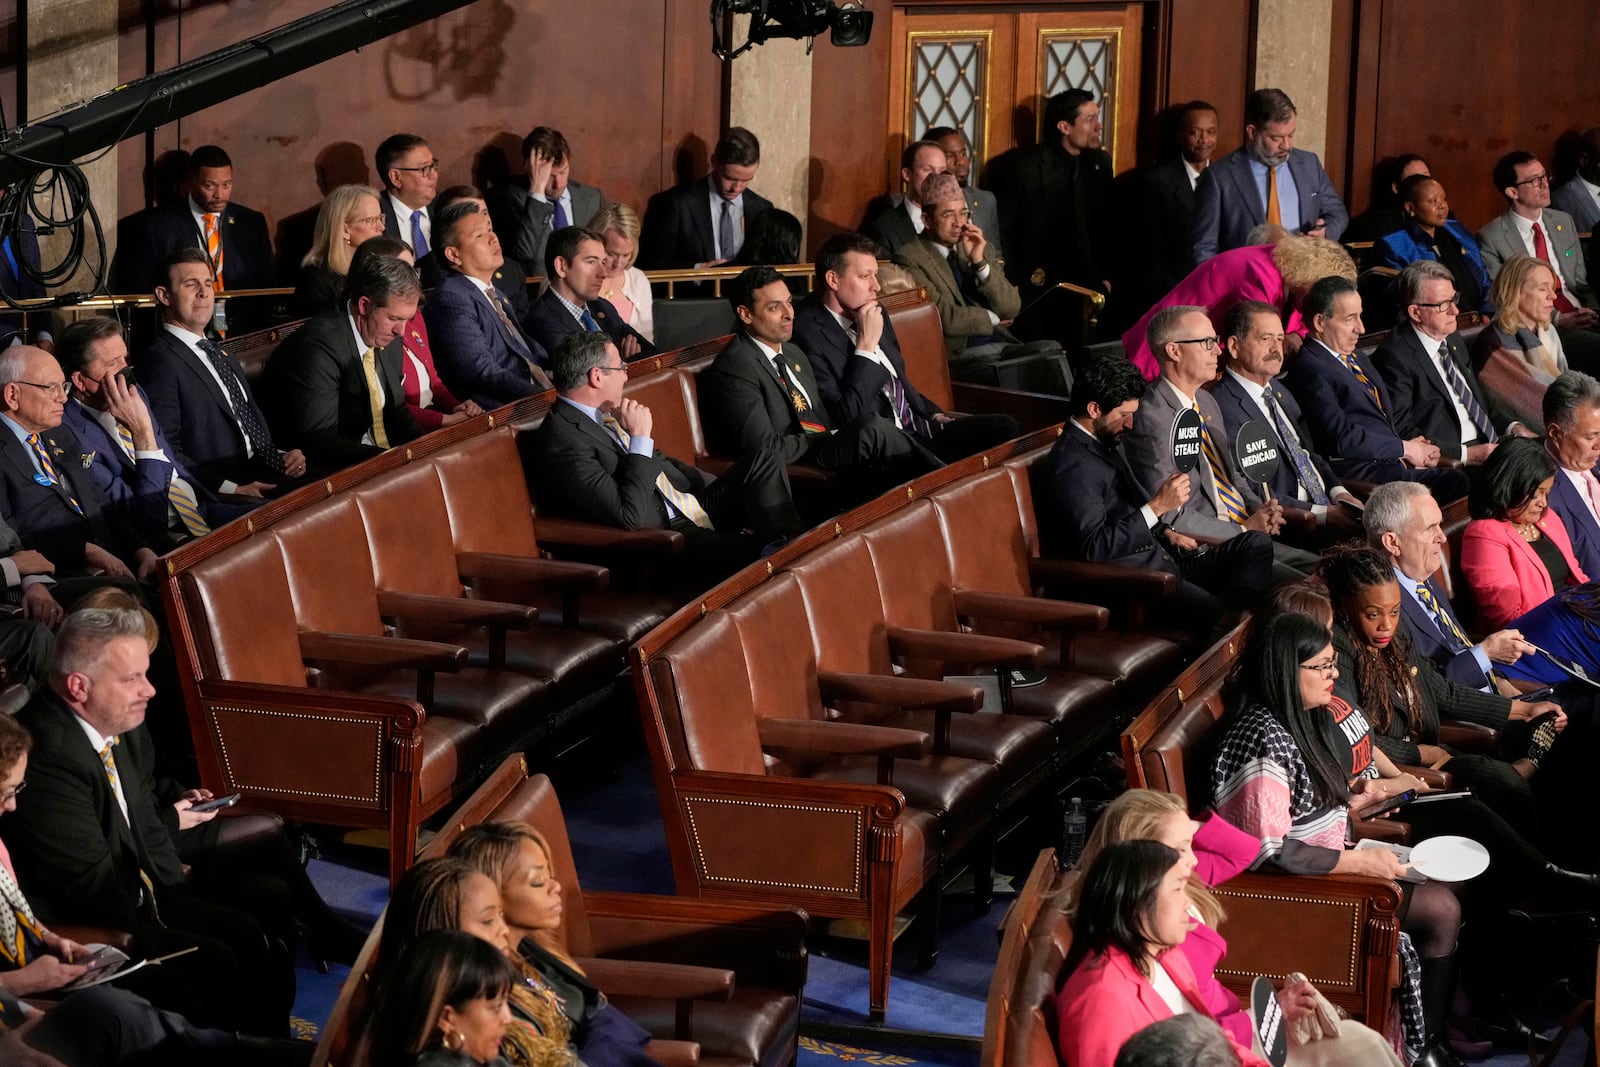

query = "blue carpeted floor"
[291, 749, 1590, 1067]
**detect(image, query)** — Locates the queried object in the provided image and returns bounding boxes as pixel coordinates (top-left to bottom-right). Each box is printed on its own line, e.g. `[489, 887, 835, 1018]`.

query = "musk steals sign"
[1169, 406, 1203, 473]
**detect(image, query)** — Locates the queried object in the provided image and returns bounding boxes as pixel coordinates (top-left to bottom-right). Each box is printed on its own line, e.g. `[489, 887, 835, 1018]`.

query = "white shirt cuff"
[219, 479, 240, 494]
[853, 347, 894, 372]
[133, 449, 168, 462]
[1140, 504, 1159, 528]
[629, 436, 655, 457]
[1471, 646, 1493, 676]
[985, 310, 1000, 326]
[975, 263, 991, 283]
[1310, 504, 1329, 525]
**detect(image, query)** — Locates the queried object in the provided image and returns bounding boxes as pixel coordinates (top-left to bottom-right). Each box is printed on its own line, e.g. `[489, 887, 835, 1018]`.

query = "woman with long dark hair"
[370, 930, 516, 1067]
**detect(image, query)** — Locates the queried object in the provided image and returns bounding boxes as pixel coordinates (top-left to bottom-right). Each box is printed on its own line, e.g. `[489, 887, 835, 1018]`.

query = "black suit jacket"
[8, 689, 186, 928]
[989, 141, 1115, 291]
[698, 333, 837, 465]
[526, 399, 712, 531]
[1127, 159, 1200, 299]
[262, 310, 422, 470]
[136, 329, 279, 492]
[790, 296, 942, 430]
[861, 203, 920, 258]
[120, 200, 274, 292]
[1372, 323, 1501, 458]
[1399, 574, 1494, 690]
[1038, 423, 1177, 574]
[638, 179, 774, 269]
[524, 288, 658, 361]
[0, 421, 148, 571]
[1208, 371, 1340, 504]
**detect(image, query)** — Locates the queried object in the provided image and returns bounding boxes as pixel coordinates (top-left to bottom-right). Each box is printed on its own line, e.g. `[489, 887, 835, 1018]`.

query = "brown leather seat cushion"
[359, 669, 551, 729]
[611, 991, 800, 1067]
[807, 752, 1000, 841]
[418, 716, 490, 809]
[522, 589, 677, 645]
[870, 709, 1058, 806]
[1005, 673, 1121, 761]
[450, 627, 621, 694]
[1050, 630, 1187, 699]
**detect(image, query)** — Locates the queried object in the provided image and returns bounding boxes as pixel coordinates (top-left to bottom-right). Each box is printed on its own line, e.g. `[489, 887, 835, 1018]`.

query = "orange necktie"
[203, 213, 224, 292]
[1265, 167, 1282, 226]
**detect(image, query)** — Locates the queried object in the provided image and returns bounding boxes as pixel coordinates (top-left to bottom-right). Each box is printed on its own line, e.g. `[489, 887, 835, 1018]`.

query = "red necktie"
[1531, 221, 1579, 314]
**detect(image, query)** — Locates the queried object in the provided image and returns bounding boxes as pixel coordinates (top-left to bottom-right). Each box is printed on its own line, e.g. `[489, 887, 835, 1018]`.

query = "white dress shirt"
[826, 306, 903, 428]
[388, 193, 431, 254]
[1510, 210, 1579, 305]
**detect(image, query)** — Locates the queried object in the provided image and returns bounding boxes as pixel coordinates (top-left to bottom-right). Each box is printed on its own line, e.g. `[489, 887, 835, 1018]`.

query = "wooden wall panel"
[807, 16, 893, 253]
[1160, 0, 1253, 158]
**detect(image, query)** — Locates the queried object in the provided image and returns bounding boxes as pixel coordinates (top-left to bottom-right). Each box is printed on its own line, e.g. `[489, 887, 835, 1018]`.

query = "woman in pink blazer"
[1120, 235, 1355, 379]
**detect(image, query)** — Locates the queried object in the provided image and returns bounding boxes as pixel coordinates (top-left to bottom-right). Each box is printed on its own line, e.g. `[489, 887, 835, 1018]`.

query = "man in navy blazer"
[424, 200, 552, 411]
[1282, 277, 1467, 499]
[791, 232, 1018, 462]
[137, 249, 309, 498]
[1542, 371, 1600, 580]
[57, 318, 254, 547]
[525, 227, 657, 361]
[1208, 299, 1363, 552]
[1036, 351, 1272, 637]
[262, 254, 424, 473]
[639, 128, 772, 269]
[115, 145, 274, 298]
[376, 133, 439, 257]
[1123, 101, 1218, 307]
[1373, 261, 1533, 465]
[1190, 89, 1347, 263]
[0, 346, 159, 580]
[416, 184, 532, 326]
[1551, 128, 1600, 235]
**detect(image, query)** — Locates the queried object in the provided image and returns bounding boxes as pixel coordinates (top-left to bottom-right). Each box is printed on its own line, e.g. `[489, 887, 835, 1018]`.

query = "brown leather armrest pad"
[576, 957, 734, 1002]
[534, 516, 685, 556]
[952, 589, 1108, 630]
[456, 552, 609, 590]
[1028, 558, 1178, 597]
[886, 626, 1043, 669]
[298, 631, 467, 672]
[755, 716, 928, 759]
[817, 670, 984, 712]
[375, 591, 537, 629]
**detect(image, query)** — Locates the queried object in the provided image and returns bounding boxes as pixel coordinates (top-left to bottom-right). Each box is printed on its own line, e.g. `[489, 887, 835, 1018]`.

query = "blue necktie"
[409, 210, 429, 258]
[553, 198, 569, 230]
[1266, 389, 1330, 505]
[580, 307, 600, 332]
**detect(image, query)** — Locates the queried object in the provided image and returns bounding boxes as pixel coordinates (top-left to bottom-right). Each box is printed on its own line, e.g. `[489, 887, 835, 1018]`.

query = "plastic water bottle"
[1061, 797, 1088, 869]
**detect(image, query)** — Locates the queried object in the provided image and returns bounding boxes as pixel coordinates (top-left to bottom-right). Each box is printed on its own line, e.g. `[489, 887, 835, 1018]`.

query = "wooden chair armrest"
[1437, 721, 1498, 753]
[643, 1040, 700, 1067]
[375, 591, 537, 630]
[534, 516, 685, 557]
[951, 589, 1108, 630]
[455, 552, 610, 591]
[1027, 557, 1177, 599]
[49, 925, 135, 951]
[1398, 764, 1453, 791]
[755, 717, 928, 760]
[298, 631, 468, 673]
[885, 626, 1043, 669]
[1280, 506, 1319, 535]
[817, 670, 984, 713]
[576, 958, 734, 1002]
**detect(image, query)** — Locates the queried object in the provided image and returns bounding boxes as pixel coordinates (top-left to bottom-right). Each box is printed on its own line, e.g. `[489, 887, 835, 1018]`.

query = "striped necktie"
[1192, 402, 1248, 523]
[360, 348, 391, 449]
[97, 739, 161, 920]
[1333, 349, 1384, 412]
[27, 433, 81, 514]
[1264, 390, 1330, 505]
[1437, 340, 1496, 443]
[1414, 581, 1470, 649]
[202, 213, 224, 292]
[116, 424, 208, 538]
[601, 414, 713, 529]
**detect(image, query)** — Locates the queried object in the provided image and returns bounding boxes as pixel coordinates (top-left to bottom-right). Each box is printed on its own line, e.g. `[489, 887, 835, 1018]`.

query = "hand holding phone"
[187, 793, 240, 814]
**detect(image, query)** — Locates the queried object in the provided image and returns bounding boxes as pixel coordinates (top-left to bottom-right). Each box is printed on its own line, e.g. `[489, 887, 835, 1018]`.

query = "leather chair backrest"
[350, 462, 462, 599]
[648, 610, 766, 776]
[1003, 445, 1053, 557]
[858, 501, 958, 631]
[179, 532, 308, 686]
[271, 497, 385, 637]
[1139, 695, 1226, 804]
[929, 469, 1033, 596]
[1006, 909, 1072, 1067]
[725, 574, 830, 775]
[785, 535, 895, 675]
[884, 297, 955, 411]
[625, 368, 705, 465]
[433, 430, 543, 558]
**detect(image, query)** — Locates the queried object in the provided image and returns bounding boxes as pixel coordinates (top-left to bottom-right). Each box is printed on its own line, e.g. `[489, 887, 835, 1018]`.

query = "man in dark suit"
[114, 145, 275, 298]
[137, 249, 310, 498]
[639, 127, 772, 269]
[698, 266, 939, 503]
[0, 346, 160, 582]
[424, 201, 552, 410]
[417, 184, 533, 324]
[57, 317, 255, 548]
[6, 606, 293, 1036]
[924, 126, 1002, 259]
[988, 88, 1115, 300]
[263, 252, 424, 473]
[1374, 261, 1536, 466]
[527, 332, 801, 587]
[1552, 127, 1600, 235]
[1208, 299, 1363, 551]
[793, 232, 1018, 462]
[1037, 351, 1273, 637]
[1123, 100, 1218, 307]
[375, 132, 439, 257]
[1282, 276, 1468, 499]
[486, 127, 606, 274]
[860, 140, 949, 258]
[1542, 370, 1600, 580]
[1190, 88, 1348, 263]
[525, 226, 657, 360]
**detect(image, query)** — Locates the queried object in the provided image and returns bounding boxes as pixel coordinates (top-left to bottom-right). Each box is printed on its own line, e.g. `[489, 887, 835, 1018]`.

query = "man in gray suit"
[1551, 128, 1600, 235]
[1478, 149, 1600, 366]
[926, 126, 1002, 259]
[486, 126, 605, 275]
[1189, 88, 1347, 263]
[1125, 304, 1316, 583]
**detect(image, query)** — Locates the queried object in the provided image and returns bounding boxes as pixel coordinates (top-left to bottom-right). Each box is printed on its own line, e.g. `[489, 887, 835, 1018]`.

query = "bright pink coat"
[1460, 510, 1589, 629]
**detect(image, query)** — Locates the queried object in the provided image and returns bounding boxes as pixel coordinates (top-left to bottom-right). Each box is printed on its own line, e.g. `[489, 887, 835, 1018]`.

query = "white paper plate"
[1408, 835, 1490, 883]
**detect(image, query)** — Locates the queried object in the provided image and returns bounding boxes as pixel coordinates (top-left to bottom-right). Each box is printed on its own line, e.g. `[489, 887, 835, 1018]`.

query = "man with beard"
[1190, 88, 1347, 262]
[1036, 350, 1273, 637]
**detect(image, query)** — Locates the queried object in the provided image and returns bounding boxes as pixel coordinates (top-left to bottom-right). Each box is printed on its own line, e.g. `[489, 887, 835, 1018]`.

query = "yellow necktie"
[1193, 403, 1249, 523]
[97, 740, 161, 920]
[601, 415, 713, 529]
[117, 424, 207, 538]
[27, 433, 81, 515]
[361, 348, 391, 449]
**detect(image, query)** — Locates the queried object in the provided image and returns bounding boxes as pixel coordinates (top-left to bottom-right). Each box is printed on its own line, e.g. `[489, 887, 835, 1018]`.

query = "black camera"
[711, 0, 873, 59]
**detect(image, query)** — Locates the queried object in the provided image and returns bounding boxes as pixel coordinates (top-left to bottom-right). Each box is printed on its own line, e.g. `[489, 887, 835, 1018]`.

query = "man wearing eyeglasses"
[892, 173, 1072, 394]
[0, 347, 160, 583]
[1478, 150, 1600, 367]
[1374, 261, 1539, 467]
[376, 133, 440, 257]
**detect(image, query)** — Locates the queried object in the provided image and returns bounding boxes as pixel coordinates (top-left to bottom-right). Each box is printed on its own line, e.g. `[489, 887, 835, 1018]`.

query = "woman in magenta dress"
[1122, 232, 1355, 378]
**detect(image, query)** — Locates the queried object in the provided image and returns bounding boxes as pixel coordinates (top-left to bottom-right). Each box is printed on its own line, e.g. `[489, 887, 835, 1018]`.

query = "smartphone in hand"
[187, 793, 241, 813]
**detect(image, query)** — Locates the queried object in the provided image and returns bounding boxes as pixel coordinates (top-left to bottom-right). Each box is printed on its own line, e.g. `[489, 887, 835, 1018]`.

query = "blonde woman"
[1122, 231, 1356, 378]
[1470, 255, 1568, 429]
[1056, 789, 1403, 1066]
[588, 203, 653, 343]
[293, 183, 386, 316]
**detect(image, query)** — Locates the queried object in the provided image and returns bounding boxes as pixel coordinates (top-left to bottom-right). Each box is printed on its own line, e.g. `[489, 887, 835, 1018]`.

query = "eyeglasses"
[933, 208, 971, 222]
[15, 380, 71, 399]
[1412, 294, 1459, 311]
[1514, 171, 1551, 187]
[596, 364, 629, 376]
[1299, 660, 1337, 677]
[1173, 336, 1219, 351]
[392, 161, 440, 177]
[0, 780, 25, 802]
[350, 214, 385, 228]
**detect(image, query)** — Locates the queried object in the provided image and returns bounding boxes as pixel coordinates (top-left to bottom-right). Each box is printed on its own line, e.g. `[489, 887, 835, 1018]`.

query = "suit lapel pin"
[596, 310, 606, 320]
[50, 447, 64, 457]
[80, 452, 95, 467]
